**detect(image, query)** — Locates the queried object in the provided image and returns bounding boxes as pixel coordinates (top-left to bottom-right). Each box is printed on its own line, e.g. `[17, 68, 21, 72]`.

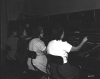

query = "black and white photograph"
[1, 0, 100, 79]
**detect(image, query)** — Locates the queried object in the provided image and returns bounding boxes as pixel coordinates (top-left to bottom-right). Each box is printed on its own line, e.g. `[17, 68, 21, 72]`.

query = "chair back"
[48, 54, 63, 65]
[27, 50, 37, 59]
[46, 54, 65, 79]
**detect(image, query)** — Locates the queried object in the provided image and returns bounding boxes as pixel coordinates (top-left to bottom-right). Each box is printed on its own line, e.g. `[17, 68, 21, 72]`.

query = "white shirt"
[47, 40, 72, 63]
[27, 38, 47, 73]
[29, 38, 46, 53]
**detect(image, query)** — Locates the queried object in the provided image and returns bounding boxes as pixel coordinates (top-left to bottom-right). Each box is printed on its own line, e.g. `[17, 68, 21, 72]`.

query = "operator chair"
[46, 54, 65, 79]
[27, 50, 47, 79]
[46, 54, 74, 79]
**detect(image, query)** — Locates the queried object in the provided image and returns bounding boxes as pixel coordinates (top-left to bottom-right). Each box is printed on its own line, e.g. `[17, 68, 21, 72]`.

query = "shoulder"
[29, 38, 37, 43]
[48, 40, 55, 44]
[47, 40, 57, 48]
[29, 38, 44, 45]
[62, 41, 68, 44]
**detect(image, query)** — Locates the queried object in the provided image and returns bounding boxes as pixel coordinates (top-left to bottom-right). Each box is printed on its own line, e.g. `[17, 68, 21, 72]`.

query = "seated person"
[6, 30, 18, 60]
[47, 26, 88, 79]
[27, 26, 47, 74]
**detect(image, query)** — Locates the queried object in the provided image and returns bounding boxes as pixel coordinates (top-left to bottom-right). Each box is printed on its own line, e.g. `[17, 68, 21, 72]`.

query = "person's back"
[16, 28, 30, 65]
[7, 36, 18, 50]
[16, 37, 29, 64]
[47, 26, 88, 79]
[6, 31, 18, 60]
[29, 38, 46, 55]
[27, 27, 47, 74]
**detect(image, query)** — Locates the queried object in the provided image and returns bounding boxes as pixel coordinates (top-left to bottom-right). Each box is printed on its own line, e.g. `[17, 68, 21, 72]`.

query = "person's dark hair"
[51, 26, 64, 40]
[17, 28, 26, 38]
[32, 26, 43, 38]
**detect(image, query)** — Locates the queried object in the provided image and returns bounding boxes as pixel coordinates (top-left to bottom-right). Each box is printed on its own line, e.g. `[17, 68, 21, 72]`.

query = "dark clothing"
[6, 36, 18, 60]
[50, 62, 80, 79]
[16, 37, 30, 64]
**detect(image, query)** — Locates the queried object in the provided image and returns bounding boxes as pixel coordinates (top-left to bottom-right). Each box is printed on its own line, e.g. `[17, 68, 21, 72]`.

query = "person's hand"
[83, 36, 88, 42]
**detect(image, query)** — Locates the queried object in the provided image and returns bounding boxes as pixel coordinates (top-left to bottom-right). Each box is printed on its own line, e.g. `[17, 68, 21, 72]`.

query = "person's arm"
[70, 36, 88, 52]
[43, 48, 47, 55]
[40, 42, 47, 54]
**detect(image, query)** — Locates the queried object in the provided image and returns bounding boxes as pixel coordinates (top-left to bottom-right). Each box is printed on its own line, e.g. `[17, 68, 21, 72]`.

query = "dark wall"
[7, 0, 100, 20]
[34, 9, 100, 29]
[1, 0, 8, 67]
[30, 0, 100, 16]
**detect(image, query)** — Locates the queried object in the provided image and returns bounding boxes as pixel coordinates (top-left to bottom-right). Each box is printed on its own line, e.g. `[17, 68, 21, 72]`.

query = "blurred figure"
[47, 26, 88, 79]
[16, 28, 29, 65]
[6, 30, 18, 60]
[27, 26, 47, 73]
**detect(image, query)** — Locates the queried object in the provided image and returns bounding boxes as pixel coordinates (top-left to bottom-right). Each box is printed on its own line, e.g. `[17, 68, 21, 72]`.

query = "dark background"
[1, 0, 100, 79]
